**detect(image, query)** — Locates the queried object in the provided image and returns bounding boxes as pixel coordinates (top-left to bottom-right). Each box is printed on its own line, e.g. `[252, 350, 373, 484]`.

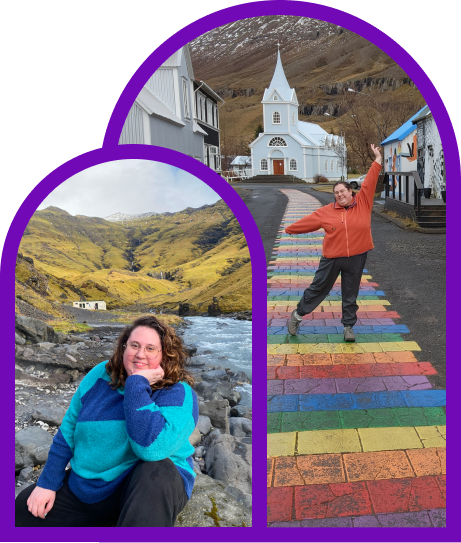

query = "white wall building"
[73, 301, 107, 310]
[249, 49, 345, 182]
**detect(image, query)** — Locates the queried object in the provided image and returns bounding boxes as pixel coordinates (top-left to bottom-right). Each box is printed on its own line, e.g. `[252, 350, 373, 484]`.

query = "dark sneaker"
[288, 310, 302, 336]
[343, 326, 356, 342]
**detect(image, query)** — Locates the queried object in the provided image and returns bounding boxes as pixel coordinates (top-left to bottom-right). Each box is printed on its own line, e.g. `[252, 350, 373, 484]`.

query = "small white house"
[231, 156, 251, 172]
[73, 301, 107, 311]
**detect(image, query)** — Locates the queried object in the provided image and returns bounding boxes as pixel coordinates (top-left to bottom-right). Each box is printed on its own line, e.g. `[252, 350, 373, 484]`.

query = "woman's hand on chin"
[130, 366, 165, 385]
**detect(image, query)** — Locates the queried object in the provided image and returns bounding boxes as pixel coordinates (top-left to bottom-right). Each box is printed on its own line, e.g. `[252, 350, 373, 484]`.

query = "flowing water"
[182, 316, 252, 407]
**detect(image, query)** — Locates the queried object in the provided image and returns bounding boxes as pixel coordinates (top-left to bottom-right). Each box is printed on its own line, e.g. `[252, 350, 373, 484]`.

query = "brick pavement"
[267, 190, 446, 527]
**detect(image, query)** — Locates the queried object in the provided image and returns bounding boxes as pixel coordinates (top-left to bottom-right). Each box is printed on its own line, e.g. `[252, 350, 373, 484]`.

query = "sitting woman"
[16, 315, 198, 527]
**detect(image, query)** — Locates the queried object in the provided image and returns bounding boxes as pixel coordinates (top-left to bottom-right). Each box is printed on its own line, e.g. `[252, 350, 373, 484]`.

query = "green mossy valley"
[16, 202, 251, 318]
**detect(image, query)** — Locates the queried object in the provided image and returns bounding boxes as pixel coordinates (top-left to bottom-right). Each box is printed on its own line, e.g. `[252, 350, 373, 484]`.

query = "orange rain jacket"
[285, 160, 382, 258]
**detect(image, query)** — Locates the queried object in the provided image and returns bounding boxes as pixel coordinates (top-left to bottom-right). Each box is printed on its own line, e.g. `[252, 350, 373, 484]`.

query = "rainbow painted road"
[267, 190, 446, 528]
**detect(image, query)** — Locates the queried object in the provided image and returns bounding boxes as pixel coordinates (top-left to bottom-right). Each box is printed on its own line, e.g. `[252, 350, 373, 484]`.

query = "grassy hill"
[16, 201, 251, 316]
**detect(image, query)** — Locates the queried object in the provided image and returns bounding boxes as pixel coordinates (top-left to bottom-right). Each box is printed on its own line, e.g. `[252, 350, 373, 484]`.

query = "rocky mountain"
[189, 16, 425, 160]
[16, 202, 251, 315]
[105, 211, 158, 222]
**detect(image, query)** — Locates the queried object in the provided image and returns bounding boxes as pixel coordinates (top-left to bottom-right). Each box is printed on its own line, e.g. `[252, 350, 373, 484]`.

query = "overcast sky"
[38, 160, 221, 217]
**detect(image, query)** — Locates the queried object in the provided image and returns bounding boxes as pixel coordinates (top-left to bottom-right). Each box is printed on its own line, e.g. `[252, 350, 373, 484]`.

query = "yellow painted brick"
[340, 343, 366, 354]
[399, 341, 421, 351]
[357, 300, 391, 306]
[267, 345, 278, 354]
[267, 432, 297, 457]
[275, 344, 298, 354]
[298, 343, 343, 354]
[298, 429, 362, 454]
[359, 426, 423, 452]
[415, 425, 446, 448]
[359, 343, 384, 353]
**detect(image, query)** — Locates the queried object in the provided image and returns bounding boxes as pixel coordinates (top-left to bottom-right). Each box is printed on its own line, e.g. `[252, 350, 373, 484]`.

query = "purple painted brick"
[269, 521, 302, 527]
[284, 378, 336, 395]
[267, 381, 284, 395]
[382, 375, 431, 391]
[428, 508, 446, 527]
[377, 510, 432, 527]
[335, 377, 387, 394]
[352, 515, 381, 527]
[300, 517, 353, 527]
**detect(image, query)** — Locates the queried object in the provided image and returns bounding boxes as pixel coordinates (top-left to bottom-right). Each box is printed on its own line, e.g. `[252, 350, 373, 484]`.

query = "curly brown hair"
[105, 315, 194, 391]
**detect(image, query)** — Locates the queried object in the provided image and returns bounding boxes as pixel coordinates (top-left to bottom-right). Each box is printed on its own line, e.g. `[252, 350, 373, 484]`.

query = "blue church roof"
[263, 50, 294, 102]
[380, 106, 427, 145]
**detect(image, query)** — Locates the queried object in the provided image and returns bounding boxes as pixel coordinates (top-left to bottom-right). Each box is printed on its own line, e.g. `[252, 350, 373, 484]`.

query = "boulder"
[229, 371, 251, 385]
[37, 342, 55, 352]
[230, 405, 252, 418]
[194, 445, 206, 459]
[187, 357, 206, 367]
[224, 484, 252, 510]
[196, 415, 212, 435]
[199, 400, 230, 434]
[201, 369, 229, 382]
[194, 382, 241, 407]
[174, 474, 251, 527]
[15, 427, 53, 471]
[32, 405, 67, 426]
[15, 333, 26, 346]
[229, 417, 252, 437]
[189, 427, 201, 447]
[204, 433, 252, 494]
[15, 367, 71, 389]
[15, 314, 58, 344]
[18, 466, 34, 482]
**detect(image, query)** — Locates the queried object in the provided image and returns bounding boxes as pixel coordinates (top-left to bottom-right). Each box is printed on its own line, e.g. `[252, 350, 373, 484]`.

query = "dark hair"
[332, 181, 356, 197]
[105, 315, 194, 391]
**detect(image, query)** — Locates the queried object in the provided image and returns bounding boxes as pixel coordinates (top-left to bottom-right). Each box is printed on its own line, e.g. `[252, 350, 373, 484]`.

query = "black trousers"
[296, 253, 368, 327]
[15, 459, 189, 527]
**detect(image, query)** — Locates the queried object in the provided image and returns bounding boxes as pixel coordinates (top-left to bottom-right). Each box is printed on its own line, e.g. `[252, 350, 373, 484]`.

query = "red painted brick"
[347, 363, 393, 377]
[267, 487, 294, 522]
[300, 365, 348, 379]
[294, 485, 332, 519]
[367, 478, 412, 514]
[267, 367, 277, 380]
[434, 474, 446, 500]
[267, 458, 274, 487]
[389, 362, 437, 376]
[276, 366, 300, 380]
[409, 476, 446, 511]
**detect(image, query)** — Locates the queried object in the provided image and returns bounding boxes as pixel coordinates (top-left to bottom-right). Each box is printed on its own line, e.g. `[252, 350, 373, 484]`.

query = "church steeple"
[263, 48, 297, 103]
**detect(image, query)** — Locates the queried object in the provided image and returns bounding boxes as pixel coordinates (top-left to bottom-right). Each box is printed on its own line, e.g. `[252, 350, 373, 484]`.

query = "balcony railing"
[383, 170, 424, 217]
[221, 169, 257, 183]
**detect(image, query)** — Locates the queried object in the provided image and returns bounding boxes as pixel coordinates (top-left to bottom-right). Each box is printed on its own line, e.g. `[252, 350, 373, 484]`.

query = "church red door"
[273, 160, 284, 175]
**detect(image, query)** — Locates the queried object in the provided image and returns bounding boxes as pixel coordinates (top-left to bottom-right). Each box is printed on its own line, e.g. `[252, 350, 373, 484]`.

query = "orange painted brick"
[406, 447, 445, 477]
[331, 353, 376, 365]
[267, 458, 274, 487]
[373, 351, 417, 363]
[276, 366, 300, 379]
[300, 365, 348, 379]
[268, 355, 286, 366]
[267, 487, 294, 522]
[343, 450, 414, 482]
[286, 354, 308, 366]
[389, 362, 437, 375]
[296, 454, 345, 485]
[286, 353, 333, 366]
[274, 457, 305, 487]
[437, 448, 446, 475]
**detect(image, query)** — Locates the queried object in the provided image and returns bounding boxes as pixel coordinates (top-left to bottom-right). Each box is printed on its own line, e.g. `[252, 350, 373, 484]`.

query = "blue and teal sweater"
[37, 361, 198, 504]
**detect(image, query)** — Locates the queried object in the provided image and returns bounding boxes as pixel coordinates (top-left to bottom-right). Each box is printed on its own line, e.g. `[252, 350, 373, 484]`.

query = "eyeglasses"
[124, 342, 161, 358]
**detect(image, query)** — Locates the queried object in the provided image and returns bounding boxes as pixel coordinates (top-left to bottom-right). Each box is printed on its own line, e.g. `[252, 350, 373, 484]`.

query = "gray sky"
[38, 160, 220, 217]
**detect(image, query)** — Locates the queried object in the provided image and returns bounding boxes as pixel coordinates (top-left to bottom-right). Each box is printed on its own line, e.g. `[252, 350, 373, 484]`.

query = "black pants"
[15, 459, 188, 527]
[297, 253, 368, 327]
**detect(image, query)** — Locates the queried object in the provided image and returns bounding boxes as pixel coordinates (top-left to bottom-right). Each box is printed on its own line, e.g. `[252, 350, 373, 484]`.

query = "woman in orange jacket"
[285, 144, 382, 342]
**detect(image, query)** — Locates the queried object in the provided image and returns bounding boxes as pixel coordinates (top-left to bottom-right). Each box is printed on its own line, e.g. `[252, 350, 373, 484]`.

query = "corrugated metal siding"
[119, 103, 144, 144]
[146, 69, 176, 113]
[149, 116, 204, 159]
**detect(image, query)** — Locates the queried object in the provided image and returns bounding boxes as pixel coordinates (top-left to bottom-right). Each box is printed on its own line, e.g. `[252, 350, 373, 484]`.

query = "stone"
[65, 369, 80, 381]
[224, 484, 252, 510]
[15, 314, 58, 344]
[194, 382, 241, 407]
[189, 427, 201, 447]
[186, 344, 198, 356]
[18, 466, 34, 482]
[32, 405, 66, 426]
[15, 427, 53, 470]
[229, 417, 252, 437]
[37, 342, 55, 352]
[187, 357, 206, 367]
[199, 400, 230, 434]
[194, 445, 206, 458]
[230, 371, 251, 385]
[205, 434, 252, 494]
[65, 354, 77, 363]
[174, 474, 251, 527]
[15, 367, 71, 389]
[15, 333, 26, 345]
[69, 335, 86, 343]
[196, 415, 212, 435]
[22, 348, 35, 359]
[230, 405, 252, 418]
[201, 369, 229, 382]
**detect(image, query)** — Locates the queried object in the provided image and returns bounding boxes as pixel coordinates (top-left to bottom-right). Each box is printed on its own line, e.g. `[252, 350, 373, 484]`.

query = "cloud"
[38, 160, 220, 217]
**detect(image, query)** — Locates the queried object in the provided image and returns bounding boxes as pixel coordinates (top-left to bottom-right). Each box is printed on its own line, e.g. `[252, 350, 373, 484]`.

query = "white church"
[249, 49, 346, 182]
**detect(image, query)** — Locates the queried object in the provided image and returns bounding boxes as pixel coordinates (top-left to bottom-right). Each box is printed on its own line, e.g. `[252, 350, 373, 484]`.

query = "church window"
[289, 159, 297, 171]
[269, 137, 287, 147]
[331, 160, 334, 171]
[273, 95, 279, 101]
[260, 159, 268, 171]
[272, 111, 281, 124]
[292, 112, 296, 125]
[325, 159, 328, 171]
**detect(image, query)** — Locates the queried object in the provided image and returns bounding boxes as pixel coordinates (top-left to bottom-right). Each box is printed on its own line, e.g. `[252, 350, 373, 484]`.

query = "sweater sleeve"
[123, 375, 197, 461]
[285, 208, 323, 235]
[357, 160, 382, 209]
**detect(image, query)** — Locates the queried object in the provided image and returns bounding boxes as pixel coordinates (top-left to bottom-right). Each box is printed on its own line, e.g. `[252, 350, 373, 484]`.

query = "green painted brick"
[287, 334, 329, 344]
[340, 408, 398, 429]
[394, 406, 446, 427]
[267, 412, 282, 433]
[281, 411, 341, 432]
[267, 335, 287, 344]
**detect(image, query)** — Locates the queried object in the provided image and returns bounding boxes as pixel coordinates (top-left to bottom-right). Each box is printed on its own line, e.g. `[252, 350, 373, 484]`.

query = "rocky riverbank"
[14, 314, 252, 527]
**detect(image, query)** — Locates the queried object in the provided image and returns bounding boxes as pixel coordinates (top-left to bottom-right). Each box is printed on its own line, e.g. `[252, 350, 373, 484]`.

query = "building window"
[289, 159, 297, 171]
[273, 95, 279, 101]
[207, 99, 213, 125]
[182, 79, 190, 119]
[214, 104, 218, 128]
[325, 159, 328, 171]
[269, 137, 287, 147]
[292, 112, 296, 125]
[200, 93, 206, 121]
[208, 146, 220, 171]
[261, 159, 268, 171]
[272, 111, 281, 124]
[331, 160, 334, 171]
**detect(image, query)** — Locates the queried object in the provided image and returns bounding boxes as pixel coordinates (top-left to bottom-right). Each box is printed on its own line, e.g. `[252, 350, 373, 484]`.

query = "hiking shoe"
[343, 326, 355, 342]
[288, 310, 302, 336]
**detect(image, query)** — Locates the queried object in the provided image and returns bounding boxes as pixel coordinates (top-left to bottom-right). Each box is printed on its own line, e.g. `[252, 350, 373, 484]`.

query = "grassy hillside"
[16, 201, 252, 315]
